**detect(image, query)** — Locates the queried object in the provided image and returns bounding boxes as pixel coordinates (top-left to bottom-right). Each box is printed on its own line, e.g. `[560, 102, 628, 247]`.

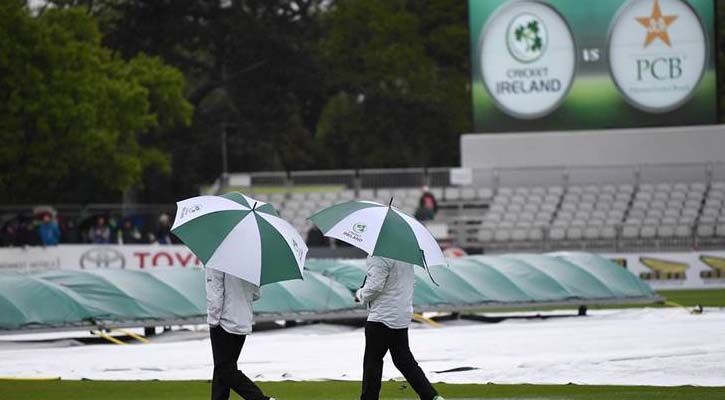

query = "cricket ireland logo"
[353, 223, 367, 234]
[506, 13, 547, 63]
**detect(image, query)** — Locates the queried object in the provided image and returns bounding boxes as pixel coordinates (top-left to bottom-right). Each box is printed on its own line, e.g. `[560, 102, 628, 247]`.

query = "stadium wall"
[461, 125, 725, 169]
[1, 245, 723, 290]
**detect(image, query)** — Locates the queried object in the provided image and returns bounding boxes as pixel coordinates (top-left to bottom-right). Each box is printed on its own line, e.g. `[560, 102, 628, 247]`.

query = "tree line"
[1, 0, 469, 203]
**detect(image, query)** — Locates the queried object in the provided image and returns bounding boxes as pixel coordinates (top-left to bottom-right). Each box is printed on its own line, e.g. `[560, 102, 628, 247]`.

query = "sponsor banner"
[0, 245, 202, 272]
[469, 0, 716, 132]
[601, 250, 725, 289]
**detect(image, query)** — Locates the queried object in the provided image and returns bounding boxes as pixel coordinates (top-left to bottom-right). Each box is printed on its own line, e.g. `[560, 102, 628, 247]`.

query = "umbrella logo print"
[180, 204, 202, 219]
[292, 239, 304, 260]
[353, 223, 367, 234]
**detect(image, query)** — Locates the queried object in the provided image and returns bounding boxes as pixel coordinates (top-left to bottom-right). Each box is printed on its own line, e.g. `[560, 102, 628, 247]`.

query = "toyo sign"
[0, 245, 202, 272]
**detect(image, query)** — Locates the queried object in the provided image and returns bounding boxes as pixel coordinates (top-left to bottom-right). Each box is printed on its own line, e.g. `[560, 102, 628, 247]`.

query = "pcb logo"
[507, 13, 547, 63]
[353, 223, 367, 234]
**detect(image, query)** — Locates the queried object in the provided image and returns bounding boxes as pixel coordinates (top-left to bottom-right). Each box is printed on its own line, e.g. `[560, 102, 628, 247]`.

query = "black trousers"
[360, 321, 438, 400]
[210, 325, 269, 400]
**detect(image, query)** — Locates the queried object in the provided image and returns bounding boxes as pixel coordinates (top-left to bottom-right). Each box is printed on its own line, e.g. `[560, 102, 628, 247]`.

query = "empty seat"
[523, 204, 539, 213]
[581, 193, 597, 203]
[550, 227, 566, 240]
[528, 228, 544, 241]
[653, 192, 669, 201]
[673, 182, 689, 191]
[716, 224, 725, 237]
[579, 202, 594, 211]
[640, 183, 655, 192]
[584, 227, 600, 239]
[657, 225, 675, 238]
[697, 225, 715, 237]
[548, 186, 564, 195]
[528, 194, 543, 204]
[570, 219, 586, 227]
[552, 219, 569, 227]
[461, 188, 476, 200]
[674, 225, 691, 237]
[490, 204, 506, 213]
[511, 229, 528, 241]
[622, 226, 639, 238]
[641, 226, 656, 238]
[691, 182, 707, 191]
[601, 226, 617, 239]
[541, 203, 557, 212]
[656, 183, 672, 192]
[478, 229, 494, 242]
[531, 187, 547, 195]
[511, 195, 526, 204]
[514, 187, 529, 195]
[477, 188, 494, 199]
[568, 186, 584, 194]
[520, 212, 535, 221]
[515, 221, 532, 228]
[544, 194, 560, 204]
[605, 218, 621, 226]
[323, 192, 338, 200]
[504, 213, 518, 222]
[498, 187, 514, 196]
[445, 189, 460, 201]
[507, 204, 523, 213]
[566, 227, 583, 240]
[535, 212, 552, 221]
[494, 229, 511, 242]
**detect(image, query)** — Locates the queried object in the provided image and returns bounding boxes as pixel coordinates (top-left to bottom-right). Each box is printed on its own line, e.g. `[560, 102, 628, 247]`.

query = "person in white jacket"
[355, 256, 444, 400]
[206, 267, 275, 400]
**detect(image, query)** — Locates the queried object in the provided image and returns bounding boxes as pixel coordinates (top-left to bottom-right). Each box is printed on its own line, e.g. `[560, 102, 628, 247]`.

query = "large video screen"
[469, 0, 716, 132]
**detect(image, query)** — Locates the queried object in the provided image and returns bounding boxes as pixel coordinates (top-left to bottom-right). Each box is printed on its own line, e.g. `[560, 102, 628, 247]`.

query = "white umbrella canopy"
[171, 192, 307, 286]
[309, 200, 447, 270]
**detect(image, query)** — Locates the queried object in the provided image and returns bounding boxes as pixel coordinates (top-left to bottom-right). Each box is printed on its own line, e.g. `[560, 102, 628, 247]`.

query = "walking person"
[355, 256, 445, 400]
[206, 267, 276, 400]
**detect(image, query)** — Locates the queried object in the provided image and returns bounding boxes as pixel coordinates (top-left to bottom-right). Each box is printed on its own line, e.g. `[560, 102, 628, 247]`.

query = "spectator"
[60, 218, 81, 243]
[37, 213, 61, 246]
[414, 186, 438, 221]
[156, 213, 172, 244]
[118, 218, 143, 244]
[16, 217, 40, 246]
[0, 221, 18, 247]
[88, 216, 112, 244]
[306, 226, 329, 247]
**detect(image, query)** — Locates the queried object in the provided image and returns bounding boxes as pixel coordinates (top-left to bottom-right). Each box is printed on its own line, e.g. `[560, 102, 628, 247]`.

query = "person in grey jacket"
[355, 256, 444, 400]
[206, 267, 275, 400]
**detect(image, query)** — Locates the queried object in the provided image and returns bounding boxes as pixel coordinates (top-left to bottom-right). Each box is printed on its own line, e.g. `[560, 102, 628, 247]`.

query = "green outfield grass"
[1, 381, 724, 400]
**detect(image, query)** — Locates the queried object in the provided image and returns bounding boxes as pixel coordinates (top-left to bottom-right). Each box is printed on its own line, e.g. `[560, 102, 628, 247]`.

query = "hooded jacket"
[358, 256, 415, 329]
[205, 267, 260, 335]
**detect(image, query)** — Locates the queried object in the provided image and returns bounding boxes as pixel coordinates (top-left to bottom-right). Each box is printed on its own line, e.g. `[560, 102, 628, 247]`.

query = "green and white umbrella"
[171, 192, 307, 286]
[309, 200, 447, 270]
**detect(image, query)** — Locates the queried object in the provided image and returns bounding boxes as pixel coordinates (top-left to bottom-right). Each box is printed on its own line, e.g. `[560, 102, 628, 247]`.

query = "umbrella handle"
[420, 249, 440, 286]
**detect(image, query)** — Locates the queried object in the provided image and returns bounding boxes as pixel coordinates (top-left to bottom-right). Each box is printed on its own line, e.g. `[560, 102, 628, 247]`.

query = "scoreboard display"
[469, 0, 716, 132]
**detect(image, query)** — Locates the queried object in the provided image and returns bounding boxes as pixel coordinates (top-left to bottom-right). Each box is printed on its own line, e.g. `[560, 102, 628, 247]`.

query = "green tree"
[0, 1, 192, 203]
[317, 0, 469, 168]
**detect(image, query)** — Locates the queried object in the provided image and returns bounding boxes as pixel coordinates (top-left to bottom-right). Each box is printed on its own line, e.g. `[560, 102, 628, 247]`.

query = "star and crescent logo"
[635, 0, 678, 48]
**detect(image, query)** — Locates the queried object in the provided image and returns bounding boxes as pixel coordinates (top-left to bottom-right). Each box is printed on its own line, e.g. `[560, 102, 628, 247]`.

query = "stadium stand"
[216, 163, 725, 254]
